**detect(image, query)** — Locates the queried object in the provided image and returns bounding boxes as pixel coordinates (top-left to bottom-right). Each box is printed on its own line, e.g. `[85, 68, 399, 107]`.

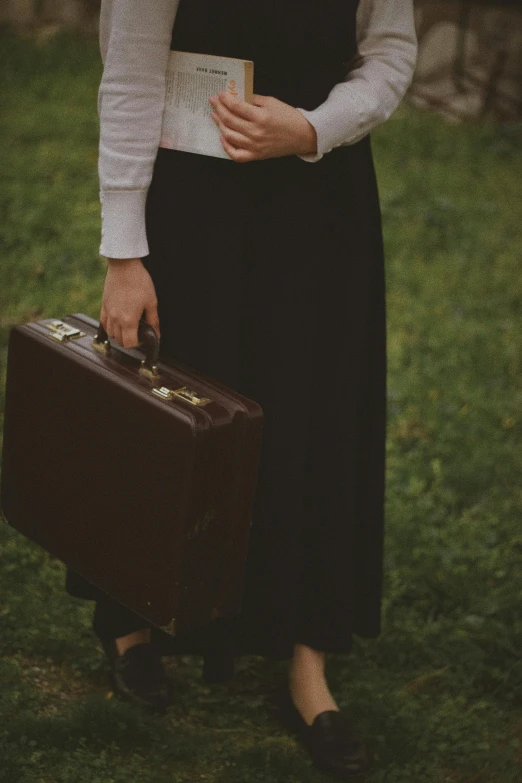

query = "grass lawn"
[1, 26, 522, 783]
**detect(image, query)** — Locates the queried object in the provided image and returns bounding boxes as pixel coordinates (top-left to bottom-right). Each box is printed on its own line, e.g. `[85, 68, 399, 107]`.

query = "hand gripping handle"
[92, 319, 160, 381]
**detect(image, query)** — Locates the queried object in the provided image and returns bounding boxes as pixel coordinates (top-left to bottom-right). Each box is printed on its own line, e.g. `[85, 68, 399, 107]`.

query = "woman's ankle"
[290, 643, 325, 681]
[289, 643, 339, 726]
[115, 628, 151, 656]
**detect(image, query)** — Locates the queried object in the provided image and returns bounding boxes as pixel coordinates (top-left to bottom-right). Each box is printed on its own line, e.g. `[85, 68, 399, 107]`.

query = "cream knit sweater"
[98, 0, 418, 259]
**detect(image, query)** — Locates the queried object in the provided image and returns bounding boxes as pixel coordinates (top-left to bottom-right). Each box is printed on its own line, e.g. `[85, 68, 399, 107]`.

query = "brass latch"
[46, 320, 86, 342]
[152, 385, 211, 406]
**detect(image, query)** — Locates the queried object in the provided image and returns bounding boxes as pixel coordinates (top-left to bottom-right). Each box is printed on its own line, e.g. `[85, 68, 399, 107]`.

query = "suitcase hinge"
[152, 385, 211, 406]
[92, 337, 110, 356]
[46, 320, 86, 342]
[160, 618, 177, 635]
[139, 362, 160, 382]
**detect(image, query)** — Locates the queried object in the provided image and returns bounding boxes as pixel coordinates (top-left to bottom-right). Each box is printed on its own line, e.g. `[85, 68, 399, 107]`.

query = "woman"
[66, 0, 417, 777]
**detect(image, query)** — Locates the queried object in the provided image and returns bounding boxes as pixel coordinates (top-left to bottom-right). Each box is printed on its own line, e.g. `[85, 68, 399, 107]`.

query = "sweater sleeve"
[296, 0, 418, 163]
[98, 0, 180, 259]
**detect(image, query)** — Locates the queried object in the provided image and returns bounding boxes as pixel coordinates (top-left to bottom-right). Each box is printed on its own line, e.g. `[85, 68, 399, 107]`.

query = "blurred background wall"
[0, 0, 99, 31]
[412, 0, 522, 121]
[1, 0, 521, 122]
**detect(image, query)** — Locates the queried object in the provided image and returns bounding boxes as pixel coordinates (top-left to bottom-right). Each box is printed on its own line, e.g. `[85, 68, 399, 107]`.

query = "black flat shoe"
[275, 687, 371, 780]
[103, 641, 175, 713]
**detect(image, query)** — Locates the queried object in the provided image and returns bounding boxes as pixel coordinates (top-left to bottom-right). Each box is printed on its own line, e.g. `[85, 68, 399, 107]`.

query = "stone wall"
[409, 0, 522, 120]
[0, 0, 99, 30]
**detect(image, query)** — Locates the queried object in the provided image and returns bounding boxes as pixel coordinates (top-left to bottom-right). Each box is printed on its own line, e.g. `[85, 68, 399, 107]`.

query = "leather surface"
[0, 314, 263, 636]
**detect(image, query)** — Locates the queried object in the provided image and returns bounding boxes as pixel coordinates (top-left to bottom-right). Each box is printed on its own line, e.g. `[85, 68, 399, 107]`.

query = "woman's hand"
[209, 92, 318, 163]
[100, 258, 160, 349]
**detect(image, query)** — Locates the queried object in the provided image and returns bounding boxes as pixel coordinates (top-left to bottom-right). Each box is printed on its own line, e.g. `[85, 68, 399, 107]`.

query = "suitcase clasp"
[152, 385, 211, 406]
[46, 320, 86, 342]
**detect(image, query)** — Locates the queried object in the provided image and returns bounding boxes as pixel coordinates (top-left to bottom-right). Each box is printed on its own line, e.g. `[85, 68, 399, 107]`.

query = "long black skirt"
[134, 137, 387, 661]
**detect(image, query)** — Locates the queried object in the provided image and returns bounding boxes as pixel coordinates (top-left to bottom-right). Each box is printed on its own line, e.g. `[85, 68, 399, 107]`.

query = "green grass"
[1, 26, 522, 783]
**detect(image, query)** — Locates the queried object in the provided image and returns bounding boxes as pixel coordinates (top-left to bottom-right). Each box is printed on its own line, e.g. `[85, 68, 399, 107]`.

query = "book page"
[160, 51, 254, 159]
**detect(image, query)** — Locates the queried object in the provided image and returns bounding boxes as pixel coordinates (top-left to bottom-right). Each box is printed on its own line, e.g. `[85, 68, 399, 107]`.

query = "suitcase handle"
[92, 320, 160, 381]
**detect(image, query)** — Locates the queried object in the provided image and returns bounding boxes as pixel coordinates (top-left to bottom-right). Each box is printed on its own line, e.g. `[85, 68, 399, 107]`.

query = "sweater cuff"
[295, 107, 331, 163]
[295, 104, 367, 163]
[99, 189, 149, 259]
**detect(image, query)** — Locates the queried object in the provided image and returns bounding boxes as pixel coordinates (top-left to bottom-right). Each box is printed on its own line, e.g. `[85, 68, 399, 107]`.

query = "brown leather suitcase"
[0, 313, 263, 637]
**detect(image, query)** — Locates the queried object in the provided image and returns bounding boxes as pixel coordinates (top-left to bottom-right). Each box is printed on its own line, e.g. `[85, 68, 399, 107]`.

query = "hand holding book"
[209, 91, 318, 163]
[159, 51, 317, 161]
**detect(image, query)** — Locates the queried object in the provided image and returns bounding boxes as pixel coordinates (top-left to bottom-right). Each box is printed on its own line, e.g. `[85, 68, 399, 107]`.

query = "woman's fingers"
[219, 135, 256, 163]
[143, 301, 161, 341]
[106, 316, 123, 347]
[210, 92, 269, 158]
[216, 90, 261, 121]
[212, 113, 255, 151]
[209, 96, 253, 137]
[120, 317, 140, 349]
[101, 258, 159, 349]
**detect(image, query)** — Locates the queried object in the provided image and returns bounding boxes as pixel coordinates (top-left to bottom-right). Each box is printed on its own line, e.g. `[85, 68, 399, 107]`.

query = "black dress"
[66, 0, 386, 662]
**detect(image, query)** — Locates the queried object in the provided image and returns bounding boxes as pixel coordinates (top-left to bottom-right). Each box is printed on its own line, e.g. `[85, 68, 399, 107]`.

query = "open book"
[159, 51, 255, 159]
